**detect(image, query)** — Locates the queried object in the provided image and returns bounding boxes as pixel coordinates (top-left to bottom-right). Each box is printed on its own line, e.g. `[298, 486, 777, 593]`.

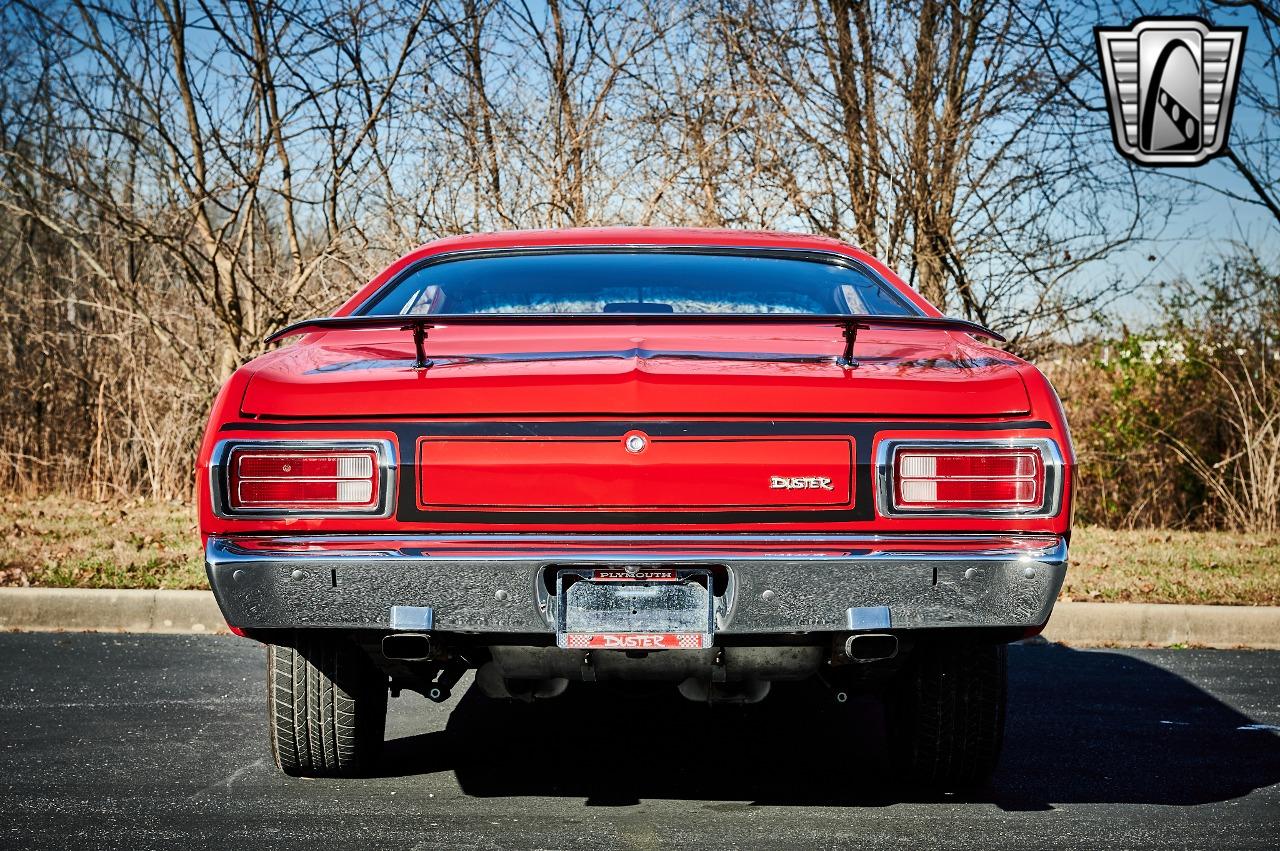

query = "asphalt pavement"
[1, 633, 1278, 850]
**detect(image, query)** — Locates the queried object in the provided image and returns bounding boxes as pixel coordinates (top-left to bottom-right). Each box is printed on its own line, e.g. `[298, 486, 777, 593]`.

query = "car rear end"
[197, 232, 1073, 787]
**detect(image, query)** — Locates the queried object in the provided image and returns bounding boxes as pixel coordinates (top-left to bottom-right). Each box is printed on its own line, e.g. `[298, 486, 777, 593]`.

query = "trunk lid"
[240, 324, 1030, 418]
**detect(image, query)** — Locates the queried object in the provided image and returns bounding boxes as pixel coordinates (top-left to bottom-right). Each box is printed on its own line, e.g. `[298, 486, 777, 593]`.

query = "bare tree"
[704, 0, 1164, 344]
[0, 0, 432, 378]
[0, 0, 437, 495]
[1208, 0, 1280, 223]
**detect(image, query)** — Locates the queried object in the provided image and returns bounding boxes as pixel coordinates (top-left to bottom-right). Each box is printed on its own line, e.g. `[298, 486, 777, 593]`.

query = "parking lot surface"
[2, 633, 1278, 850]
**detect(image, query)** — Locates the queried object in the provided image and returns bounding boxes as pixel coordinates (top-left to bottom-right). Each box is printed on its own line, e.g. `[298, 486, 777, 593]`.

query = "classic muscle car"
[198, 228, 1073, 788]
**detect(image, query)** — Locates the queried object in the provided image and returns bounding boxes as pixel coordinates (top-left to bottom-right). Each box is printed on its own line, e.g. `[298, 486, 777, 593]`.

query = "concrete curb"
[1041, 600, 1280, 649]
[2, 589, 1279, 647]
[0, 588, 227, 635]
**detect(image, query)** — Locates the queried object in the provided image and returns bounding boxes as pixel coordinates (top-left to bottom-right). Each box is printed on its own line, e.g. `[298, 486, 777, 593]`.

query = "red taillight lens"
[236, 453, 373, 479]
[893, 447, 1044, 511]
[228, 448, 379, 511]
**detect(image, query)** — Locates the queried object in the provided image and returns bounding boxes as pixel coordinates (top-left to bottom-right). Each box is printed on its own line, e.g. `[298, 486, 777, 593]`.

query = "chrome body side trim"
[205, 534, 1067, 635]
[208, 439, 397, 519]
[875, 438, 1065, 518]
[208, 532, 1066, 561]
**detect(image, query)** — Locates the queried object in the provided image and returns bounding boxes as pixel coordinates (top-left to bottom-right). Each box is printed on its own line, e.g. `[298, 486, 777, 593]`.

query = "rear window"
[357, 250, 919, 316]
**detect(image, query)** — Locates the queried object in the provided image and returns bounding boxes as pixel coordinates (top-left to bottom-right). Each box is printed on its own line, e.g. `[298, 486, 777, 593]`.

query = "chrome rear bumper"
[205, 534, 1067, 636]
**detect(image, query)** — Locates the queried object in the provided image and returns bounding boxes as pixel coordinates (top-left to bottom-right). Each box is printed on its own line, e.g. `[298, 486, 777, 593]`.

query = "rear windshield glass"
[357, 250, 919, 316]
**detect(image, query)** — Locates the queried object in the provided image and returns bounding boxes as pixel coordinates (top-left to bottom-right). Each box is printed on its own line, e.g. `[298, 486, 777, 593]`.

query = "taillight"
[880, 440, 1061, 516]
[213, 441, 392, 516]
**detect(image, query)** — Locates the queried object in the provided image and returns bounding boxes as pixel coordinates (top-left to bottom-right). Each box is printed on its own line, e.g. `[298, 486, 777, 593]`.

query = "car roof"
[411, 227, 858, 254]
[336, 227, 939, 317]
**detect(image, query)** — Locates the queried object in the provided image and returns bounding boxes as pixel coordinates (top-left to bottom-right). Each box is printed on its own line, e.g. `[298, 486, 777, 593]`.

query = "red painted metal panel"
[198, 423, 1072, 538]
[237, 326, 1032, 417]
[196, 229, 1075, 543]
[417, 435, 853, 510]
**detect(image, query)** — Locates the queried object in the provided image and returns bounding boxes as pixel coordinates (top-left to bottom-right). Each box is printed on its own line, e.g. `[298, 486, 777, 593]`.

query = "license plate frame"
[554, 566, 715, 650]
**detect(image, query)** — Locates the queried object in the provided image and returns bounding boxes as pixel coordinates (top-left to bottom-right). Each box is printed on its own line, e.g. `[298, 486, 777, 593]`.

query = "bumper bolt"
[290, 569, 306, 581]
[495, 589, 510, 601]
[231, 569, 245, 583]
[761, 589, 777, 602]
[1023, 567, 1037, 579]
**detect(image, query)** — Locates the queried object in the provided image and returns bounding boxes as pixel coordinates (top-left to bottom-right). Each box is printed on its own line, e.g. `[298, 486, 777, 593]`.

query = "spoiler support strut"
[406, 320, 433, 370]
[838, 321, 858, 368]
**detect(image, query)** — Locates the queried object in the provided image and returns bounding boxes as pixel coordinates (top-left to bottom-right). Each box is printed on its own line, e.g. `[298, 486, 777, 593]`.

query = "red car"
[198, 228, 1073, 788]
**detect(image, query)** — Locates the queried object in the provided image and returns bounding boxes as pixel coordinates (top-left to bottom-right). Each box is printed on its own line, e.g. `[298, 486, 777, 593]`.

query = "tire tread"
[891, 641, 1006, 790]
[267, 635, 386, 777]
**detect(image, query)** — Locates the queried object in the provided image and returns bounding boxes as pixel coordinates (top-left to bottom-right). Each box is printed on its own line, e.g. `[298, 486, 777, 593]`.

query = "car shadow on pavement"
[379, 644, 1280, 809]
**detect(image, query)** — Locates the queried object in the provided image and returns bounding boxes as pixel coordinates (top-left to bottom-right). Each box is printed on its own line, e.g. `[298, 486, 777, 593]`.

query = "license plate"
[555, 567, 714, 650]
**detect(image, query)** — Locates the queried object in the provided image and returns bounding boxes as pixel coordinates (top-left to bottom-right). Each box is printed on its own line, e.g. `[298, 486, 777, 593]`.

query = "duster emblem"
[771, 476, 834, 491]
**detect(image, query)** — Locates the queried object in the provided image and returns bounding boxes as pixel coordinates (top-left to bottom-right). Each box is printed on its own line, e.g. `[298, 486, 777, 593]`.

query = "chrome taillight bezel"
[210, 439, 397, 518]
[875, 438, 1065, 518]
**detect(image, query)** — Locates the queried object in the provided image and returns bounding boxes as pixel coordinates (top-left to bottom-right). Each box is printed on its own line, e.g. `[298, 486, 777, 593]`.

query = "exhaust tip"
[844, 633, 898, 663]
[382, 632, 433, 661]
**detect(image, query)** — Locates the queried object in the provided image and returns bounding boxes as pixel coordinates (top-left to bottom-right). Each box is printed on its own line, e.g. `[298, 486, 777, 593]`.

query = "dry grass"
[0, 496, 204, 590]
[1, 497, 1278, 604]
[1065, 526, 1280, 606]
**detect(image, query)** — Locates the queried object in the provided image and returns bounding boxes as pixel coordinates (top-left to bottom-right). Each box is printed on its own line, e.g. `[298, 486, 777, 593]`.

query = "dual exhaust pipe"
[831, 633, 899, 704]
[844, 632, 898, 663]
[382, 632, 433, 661]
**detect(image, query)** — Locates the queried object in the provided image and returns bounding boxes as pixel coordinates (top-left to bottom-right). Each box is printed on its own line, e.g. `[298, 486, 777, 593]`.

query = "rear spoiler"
[265, 313, 1006, 370]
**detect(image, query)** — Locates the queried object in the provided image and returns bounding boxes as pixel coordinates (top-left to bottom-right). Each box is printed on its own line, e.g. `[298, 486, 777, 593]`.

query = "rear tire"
[888, 640, 1006, 791]
[267, 635, 388, 777]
